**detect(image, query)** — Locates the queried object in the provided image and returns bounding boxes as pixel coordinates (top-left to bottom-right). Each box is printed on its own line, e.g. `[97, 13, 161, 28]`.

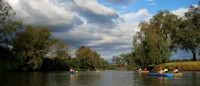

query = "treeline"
[112, 3, 200, 68]
[0, 0, 108, 71]
[112, 53, 134, 70]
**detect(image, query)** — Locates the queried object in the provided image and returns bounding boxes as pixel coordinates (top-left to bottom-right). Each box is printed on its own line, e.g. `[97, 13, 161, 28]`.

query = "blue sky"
[98, 0, 198, 13]
[7, 0, 199, 62]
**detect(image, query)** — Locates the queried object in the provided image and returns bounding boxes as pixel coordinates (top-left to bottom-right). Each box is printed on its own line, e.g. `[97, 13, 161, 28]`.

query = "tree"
[112, 55, 126, 67]
[75, 46, 107, 69]
[12, 25, 52, 70]
[0, 0, 22, 71]
[133, 22, 161, 67]
[0, 0, 21, 48]
[149, 10, 180, 63]
[112, 53, 133, 67]
[174, 5, 200, 61]
[48, 40, 71, 60]
[132, 10, 180, 67]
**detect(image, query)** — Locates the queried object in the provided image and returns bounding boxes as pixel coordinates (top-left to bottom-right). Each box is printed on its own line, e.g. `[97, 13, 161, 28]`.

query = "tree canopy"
[173, 5, 200, 61]
[131, 3, 200, 68]
[12, 26, 52, 70]
[75, 46, 108, 69]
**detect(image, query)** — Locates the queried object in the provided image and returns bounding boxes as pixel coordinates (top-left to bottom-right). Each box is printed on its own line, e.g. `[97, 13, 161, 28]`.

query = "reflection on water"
[0, 71, 200, 86]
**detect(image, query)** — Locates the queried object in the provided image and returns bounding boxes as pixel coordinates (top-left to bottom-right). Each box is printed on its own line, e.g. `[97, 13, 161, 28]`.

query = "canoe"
[148, 73, 173, 77]
[137, 70, 149, 73]
[69, 71, 75, 74]
[173, 73, 182, 77]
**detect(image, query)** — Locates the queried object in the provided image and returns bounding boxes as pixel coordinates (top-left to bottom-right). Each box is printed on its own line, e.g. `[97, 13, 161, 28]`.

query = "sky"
[7, 0, 199, 62]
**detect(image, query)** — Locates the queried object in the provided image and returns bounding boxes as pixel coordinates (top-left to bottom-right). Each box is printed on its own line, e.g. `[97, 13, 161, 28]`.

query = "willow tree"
[133, 10, 180, 67]
[0, 0, 21, 48]
[12, 26, 52, 70]
[112, 55, 126, 67]
[149, 10, 181, 62]
[133, 21, 162, 67]
[0, 0, 21, 59]
[75, 46, 107, 69]
[49, 40, 71, 60]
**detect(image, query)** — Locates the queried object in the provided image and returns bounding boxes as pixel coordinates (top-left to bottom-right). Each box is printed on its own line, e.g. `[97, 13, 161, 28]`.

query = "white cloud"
[171, 8, 188, 17]
[74, 0, 116, 16]
[171, 4, 198, 17]
[121, 9, 152, 23]
[105, 0, 133, 5]
[8, 0, 78, 26]
[6, 0, 151, 61]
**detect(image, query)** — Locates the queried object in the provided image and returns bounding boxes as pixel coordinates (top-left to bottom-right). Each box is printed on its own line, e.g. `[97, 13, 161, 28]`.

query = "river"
[0, 71, 200, 86]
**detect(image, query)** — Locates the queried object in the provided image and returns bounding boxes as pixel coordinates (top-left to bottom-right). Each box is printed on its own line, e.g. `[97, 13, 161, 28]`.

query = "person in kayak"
[139, 68, 142, 71]
[173, 67, 179, 73]
[70, 68, 75, 74]
[158, 68, 163, 74]
[164, 67, 168, 73]
[144, 68, 148, 71]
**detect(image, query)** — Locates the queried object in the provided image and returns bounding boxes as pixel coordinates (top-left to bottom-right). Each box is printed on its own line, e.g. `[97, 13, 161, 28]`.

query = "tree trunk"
[192, 49, 196, 61]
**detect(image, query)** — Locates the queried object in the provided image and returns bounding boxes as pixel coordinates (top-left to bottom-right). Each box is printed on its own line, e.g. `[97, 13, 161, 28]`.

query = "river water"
[0, 71, 200, 86]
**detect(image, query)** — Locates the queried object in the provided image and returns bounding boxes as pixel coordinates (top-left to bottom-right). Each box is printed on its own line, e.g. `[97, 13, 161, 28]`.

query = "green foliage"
[112, 53, 137, 70]
[172, 5, 200, 61]
[112, 53, 133, 67]
[132, 11, 180, 67]
[41, 58, 70, 71]
[0, 0, 22, 48]
[75, 46, 108, 69]
[0, 0, 22, 71]
[106, 64, 117, 70]
[48, 40, 71, 60]
[0, 0, 110, 72]
[0, 59, 21, 71]
[66, 58, 82, 70]
[12, 25, 52, 70]
[132, 3, 200, 68]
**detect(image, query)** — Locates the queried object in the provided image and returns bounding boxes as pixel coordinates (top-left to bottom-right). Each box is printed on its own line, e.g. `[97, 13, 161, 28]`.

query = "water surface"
[0, 71, 200, 86]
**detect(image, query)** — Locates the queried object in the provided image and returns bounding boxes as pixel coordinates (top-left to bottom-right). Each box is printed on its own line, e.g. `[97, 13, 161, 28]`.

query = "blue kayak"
[69, 72, 75, 74]
[148, 73, 173, 77]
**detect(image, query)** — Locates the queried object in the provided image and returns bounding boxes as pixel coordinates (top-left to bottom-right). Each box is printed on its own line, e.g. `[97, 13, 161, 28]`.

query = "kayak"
[137, 70, 149, 73]
[173, 73, 182, 77]
[148, 73, 173, 77]
[69, 71, 75, 74]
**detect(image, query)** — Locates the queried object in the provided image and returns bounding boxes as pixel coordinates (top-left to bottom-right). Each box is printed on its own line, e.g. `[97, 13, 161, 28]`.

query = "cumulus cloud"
[121, 9, 152, 22]
[8, 0, 82, 32]
[105, 0, 133, 5]
[7, 0, 152, 61]
[74, 0, 119, 24]
[74, 0, 117, 16]
[171, 8, 188, 17]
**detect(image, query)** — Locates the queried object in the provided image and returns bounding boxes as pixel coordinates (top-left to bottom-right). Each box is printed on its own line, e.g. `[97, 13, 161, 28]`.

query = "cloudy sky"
[7, 0, 199, 62]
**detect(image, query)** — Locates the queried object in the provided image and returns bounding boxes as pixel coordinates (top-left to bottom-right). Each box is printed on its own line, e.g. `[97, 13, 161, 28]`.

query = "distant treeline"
[0, 1, 108, 72]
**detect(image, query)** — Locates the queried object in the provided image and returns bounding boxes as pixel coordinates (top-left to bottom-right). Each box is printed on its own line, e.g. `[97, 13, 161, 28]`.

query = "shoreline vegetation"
[157, 61, 200, 71]
[1, 61, 200, 72]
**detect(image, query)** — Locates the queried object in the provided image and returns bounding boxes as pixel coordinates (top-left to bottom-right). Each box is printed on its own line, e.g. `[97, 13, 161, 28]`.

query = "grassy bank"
[158, 61, 200, 71]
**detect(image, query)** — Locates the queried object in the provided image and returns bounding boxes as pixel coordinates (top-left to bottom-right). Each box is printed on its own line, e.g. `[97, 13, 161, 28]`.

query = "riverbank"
[158, 61, 200, 71]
